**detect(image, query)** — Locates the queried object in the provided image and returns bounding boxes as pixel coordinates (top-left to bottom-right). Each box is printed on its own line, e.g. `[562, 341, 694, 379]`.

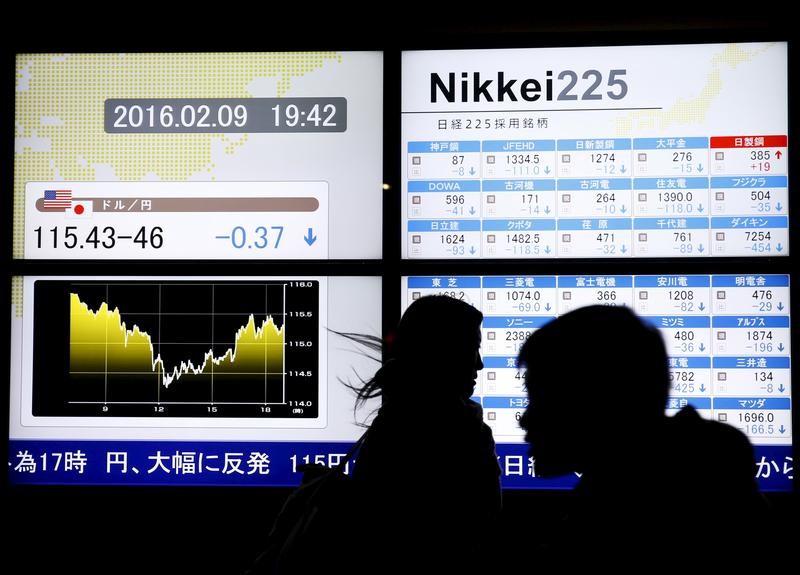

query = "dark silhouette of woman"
[346, 295, 501, 572]
[517, 305, 769, 569]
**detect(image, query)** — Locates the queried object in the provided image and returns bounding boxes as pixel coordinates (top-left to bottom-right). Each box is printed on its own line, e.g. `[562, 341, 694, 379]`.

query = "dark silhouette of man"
[517, 305, 769, 569]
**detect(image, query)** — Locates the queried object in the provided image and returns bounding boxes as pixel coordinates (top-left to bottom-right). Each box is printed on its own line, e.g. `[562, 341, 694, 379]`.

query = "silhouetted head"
[517, 305, 669, 476]
[385, 295, 484, 401]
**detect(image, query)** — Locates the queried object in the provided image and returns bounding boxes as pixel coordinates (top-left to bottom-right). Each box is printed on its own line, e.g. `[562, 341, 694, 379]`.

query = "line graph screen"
[32, 281, 319, 417]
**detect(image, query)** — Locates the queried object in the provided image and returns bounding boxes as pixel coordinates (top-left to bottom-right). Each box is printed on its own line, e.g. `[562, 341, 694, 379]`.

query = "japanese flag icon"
[66, 200, 93, 218]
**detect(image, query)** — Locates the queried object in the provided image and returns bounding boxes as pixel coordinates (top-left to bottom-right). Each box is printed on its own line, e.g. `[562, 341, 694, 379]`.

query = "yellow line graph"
[69, 293, 284, 387]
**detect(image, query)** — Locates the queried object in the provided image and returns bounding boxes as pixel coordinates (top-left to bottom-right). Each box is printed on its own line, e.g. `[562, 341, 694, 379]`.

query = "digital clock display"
[105, 97, 346, 133]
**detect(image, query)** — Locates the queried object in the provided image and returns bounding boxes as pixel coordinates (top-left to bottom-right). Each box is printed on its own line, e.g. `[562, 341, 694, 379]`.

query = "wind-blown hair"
[335, 295, 483, 411]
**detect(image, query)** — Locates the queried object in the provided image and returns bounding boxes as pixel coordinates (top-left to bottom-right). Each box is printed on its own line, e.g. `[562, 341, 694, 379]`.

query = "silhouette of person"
[347, 295, 501, 572]
[517, 305, 769, 569]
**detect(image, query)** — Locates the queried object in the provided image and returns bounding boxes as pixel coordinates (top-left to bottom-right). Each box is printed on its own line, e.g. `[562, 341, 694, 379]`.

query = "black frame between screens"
[2, 21, 795, 504]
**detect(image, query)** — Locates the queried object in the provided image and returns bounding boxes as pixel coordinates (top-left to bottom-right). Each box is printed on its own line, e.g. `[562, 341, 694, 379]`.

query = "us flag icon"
[42, 190, 72, 211]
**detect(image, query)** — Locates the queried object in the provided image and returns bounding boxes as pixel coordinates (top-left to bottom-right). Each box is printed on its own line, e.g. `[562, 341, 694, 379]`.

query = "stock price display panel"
[9, 276, 383, 485]
[15, 52, 383, 260]
[403, 275, 792, 491]
[402, 43, 788, 259]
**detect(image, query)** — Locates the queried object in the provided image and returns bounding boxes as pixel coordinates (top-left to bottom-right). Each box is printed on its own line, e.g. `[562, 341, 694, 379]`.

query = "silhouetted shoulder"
[354, 398, 499, 490]
[517, 305, 770, 571]
[666, 405, 761, 497]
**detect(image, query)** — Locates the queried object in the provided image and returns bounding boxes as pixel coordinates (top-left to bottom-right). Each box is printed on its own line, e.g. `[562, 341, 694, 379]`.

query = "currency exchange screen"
[9, 52, 384, 486]
[15, 52, 383, 260]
